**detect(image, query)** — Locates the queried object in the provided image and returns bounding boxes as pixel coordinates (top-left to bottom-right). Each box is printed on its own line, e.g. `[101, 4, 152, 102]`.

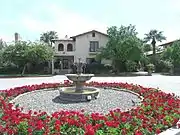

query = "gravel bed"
[11, 88, 141, 114]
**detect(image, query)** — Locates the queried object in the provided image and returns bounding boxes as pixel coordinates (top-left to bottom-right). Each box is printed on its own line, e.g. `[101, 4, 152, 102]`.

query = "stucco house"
[159, 39, 180, 49]
[51, 30, 109, 74]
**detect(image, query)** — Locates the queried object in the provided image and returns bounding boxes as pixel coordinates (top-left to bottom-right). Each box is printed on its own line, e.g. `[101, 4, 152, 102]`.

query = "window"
[54, 59, 61, 69]
[89, 41, 99, 52]
[58, 44, 64, 51]
[67, 43, 73, 51]
[92, 32, 95, 37]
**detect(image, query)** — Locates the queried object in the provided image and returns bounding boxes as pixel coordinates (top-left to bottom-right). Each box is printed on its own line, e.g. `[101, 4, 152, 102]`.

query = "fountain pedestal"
[75, 81, 85, 92]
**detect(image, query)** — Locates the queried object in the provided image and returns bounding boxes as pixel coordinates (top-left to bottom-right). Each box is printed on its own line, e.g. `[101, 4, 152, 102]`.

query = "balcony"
[54, 50, 75, 56]
[89, 48, 100, 55]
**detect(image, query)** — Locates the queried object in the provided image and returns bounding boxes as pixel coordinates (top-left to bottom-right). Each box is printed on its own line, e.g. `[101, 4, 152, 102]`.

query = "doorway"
[62, 59, 69, 69]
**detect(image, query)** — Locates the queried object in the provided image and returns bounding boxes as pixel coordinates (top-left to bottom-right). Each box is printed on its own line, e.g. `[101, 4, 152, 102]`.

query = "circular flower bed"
[0, 80, 179, 135]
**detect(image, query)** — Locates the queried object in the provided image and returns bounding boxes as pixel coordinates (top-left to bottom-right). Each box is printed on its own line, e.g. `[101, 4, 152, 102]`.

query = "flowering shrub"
[0, 80, 179, 135]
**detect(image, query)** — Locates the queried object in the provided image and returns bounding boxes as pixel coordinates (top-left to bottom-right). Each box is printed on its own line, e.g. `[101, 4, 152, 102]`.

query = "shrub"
[125, 60, 138, 72]
[146, 63, 155, 71]
[86, 63, 113, 74]
[0, 65, 20, 74]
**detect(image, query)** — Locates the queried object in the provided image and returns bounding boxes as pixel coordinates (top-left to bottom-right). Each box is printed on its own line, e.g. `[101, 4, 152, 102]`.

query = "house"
[51, 30, 109, 74]
[144, 39, 180, 57]
[159, 39, 180, 49]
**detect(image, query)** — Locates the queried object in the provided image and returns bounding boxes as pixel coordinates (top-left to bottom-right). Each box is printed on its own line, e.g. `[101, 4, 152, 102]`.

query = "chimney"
[15, 32, 19, 42]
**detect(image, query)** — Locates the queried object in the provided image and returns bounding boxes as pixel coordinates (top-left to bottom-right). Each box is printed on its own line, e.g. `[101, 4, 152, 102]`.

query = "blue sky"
[0, 0, 180, 44]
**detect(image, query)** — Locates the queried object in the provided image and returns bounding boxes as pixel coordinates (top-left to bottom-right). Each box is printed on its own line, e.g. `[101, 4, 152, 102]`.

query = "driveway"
[0, 74, 180, 96]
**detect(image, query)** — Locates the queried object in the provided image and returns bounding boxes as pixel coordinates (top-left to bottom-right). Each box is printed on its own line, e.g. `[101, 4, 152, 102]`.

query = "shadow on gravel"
[52, 96, 89, 104]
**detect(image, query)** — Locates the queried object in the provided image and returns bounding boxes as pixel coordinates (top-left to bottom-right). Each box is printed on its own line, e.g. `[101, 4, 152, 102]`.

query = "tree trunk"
[113, 59, 126, 73]
[21, 63, 27, 76]
[151, 38, 156, 65]
[152, 43, 156, 56]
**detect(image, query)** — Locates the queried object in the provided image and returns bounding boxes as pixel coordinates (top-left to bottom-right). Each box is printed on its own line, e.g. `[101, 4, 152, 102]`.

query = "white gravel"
[11, 88, 141, 114]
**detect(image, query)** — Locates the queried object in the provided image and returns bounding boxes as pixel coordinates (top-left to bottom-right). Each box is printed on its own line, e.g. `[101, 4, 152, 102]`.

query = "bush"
[162, 61, 173, 72]
[86, 63, 113, 74]
[0, 65, 20, 74]
[174, 67, 180, 74]
[146, 63, 155, 71]
[125, 60, 138, 72]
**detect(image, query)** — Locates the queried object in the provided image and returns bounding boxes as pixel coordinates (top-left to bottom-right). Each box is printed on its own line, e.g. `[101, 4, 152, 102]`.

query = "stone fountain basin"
[59, 87, 100, 102]
[65, 74, 94, 82]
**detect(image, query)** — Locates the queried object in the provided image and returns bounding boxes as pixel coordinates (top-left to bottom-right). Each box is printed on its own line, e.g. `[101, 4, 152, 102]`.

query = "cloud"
[20, 3, 108, 39]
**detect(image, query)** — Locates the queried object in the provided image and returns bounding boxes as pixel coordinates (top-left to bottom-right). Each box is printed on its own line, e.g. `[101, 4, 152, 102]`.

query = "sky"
[0, 0, 180, 44]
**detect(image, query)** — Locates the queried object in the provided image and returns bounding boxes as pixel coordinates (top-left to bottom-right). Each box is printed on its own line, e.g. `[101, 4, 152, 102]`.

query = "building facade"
[51, 30, 109, 74]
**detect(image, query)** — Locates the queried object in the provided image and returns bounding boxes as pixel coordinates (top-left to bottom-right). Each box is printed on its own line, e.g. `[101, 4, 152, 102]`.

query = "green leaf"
[0, 113, 3, 119]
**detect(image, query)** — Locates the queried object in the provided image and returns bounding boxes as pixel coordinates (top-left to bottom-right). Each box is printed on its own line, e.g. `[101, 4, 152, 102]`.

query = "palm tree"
[40, 31, 58, 46]
[144, 30, 166, 58]
[40, 31, 58, 74]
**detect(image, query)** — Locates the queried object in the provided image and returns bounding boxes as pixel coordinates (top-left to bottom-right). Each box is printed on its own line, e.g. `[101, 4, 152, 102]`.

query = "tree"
[162, 40, 180, 67]
[99, 25, 143, 72]
[144, 29, 166, 62]
[2, 41, 53, 75]
[0, 49, 3, 67]
[40, 31, 58, 46]
[0, 39, 7, 50]
[143, 44, 152, 52]
[0, 39, 6, 66]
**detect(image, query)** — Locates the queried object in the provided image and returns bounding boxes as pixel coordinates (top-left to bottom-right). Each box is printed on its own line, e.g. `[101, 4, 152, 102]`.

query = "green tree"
[162, 40, 180, 67]
[2, 41, 53, 75]
[0, 39, 7, 50]
[99, 25, 143, 72]
[144, 30, 166, 62]
[161, 46, 172, 61]
[40, 31, 58, 46]
[0, 49, 3, 67]
[143, 44, 152, 52]
[0, 39, 5, 66]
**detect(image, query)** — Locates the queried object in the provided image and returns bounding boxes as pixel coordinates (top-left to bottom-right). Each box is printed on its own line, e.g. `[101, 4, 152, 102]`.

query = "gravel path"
[11, 88, 141, 114]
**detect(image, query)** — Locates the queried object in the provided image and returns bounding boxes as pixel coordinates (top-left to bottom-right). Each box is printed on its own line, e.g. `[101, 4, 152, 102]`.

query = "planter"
[148, 70, 152, 76]
[169, 68, 174, 75]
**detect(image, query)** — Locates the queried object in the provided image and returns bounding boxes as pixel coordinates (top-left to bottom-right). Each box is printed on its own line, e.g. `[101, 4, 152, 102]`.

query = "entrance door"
[62, 59, 69, 69]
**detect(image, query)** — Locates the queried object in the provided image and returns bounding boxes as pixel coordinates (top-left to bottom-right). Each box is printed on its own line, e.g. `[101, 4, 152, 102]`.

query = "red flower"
[36, 120, 44, 130]
[105, 121, 119, 128]
[155, 128, 161, 134]
[54, 120, 61, 131]
[84, 124, 95, 135]
[28, 128, 33, 134]
[121, 117, 127, 122]
[135, 130, 143, 135]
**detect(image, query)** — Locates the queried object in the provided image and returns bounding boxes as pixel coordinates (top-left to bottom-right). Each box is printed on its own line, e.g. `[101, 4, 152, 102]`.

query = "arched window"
[67, 43, 73, 51]
[58, 44, 64, 51]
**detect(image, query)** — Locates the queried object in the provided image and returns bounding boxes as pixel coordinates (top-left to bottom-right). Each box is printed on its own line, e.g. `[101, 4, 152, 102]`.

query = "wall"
[54, 40, 75, 56]
[74, 32, 108, 63]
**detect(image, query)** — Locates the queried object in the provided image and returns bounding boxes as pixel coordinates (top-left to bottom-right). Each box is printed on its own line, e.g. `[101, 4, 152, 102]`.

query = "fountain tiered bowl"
[59, 73, 100, 102]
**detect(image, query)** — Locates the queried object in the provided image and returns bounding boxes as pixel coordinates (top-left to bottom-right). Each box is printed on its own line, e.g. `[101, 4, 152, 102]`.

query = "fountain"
[59, 58, 100, 102]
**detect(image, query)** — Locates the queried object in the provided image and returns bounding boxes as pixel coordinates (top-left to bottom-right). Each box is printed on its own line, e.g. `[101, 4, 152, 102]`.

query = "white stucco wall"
[74, 32, 108, 63]
[54, 40, 75, 56]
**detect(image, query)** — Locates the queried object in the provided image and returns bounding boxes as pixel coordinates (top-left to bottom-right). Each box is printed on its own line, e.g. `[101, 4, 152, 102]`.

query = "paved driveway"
[0, 74, 180, 95]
